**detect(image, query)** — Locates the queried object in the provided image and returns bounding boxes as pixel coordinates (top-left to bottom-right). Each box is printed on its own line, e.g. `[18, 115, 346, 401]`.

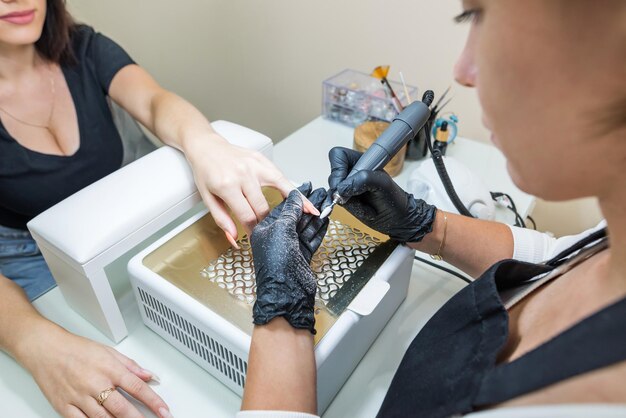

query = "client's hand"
[328, 146, 437, 243]
[184, 134, 320, 246]
[250, 183, 329, 334]
[23, 327, 171, 418]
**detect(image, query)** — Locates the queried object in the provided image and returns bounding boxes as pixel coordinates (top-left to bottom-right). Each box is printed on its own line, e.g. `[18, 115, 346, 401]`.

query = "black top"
[0, 25, 135, 230]
[378, 228, 626, 417]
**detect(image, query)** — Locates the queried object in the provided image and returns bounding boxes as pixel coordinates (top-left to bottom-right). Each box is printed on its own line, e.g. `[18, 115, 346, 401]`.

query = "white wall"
[67, 0, 486, 141]
[67, 0, 602, 236]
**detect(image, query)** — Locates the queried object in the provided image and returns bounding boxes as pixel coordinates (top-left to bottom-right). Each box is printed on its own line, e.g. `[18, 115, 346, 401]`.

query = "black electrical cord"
[422, 89, 474, 218]
[424, 120, 475, 218]
[527, 215, 537, 230]
[490, 192, 532, 228]
[414, 255, 473, 285]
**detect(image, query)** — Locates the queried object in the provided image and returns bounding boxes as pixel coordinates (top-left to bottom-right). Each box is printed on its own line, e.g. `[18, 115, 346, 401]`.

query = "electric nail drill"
[320, 91, 435, 219]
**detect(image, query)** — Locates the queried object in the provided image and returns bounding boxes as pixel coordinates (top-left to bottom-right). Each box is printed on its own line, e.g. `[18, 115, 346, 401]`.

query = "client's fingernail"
[159, 407, 174, 418]
[143, 368, 161, 383]
[305, 200, 321, 216]
[225, 231, 240, 250]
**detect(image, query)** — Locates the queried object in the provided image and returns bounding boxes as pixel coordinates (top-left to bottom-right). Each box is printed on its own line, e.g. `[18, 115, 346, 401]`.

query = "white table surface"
[0, 117, 534, 418]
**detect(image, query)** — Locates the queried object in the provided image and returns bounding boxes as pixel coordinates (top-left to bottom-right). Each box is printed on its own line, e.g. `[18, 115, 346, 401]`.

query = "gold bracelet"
[430, 212, 448, 261]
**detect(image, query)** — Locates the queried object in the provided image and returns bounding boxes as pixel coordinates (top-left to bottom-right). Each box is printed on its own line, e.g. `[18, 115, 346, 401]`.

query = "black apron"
[378, 228, 626, 417]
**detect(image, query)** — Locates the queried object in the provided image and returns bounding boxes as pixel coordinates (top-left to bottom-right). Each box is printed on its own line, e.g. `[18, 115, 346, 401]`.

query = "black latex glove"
[327, 146, 437, 243]
[250, 183, 329, 334]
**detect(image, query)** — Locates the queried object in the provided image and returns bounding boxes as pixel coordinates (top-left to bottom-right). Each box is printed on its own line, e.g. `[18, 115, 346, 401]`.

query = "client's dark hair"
[35, 0, 76, 65]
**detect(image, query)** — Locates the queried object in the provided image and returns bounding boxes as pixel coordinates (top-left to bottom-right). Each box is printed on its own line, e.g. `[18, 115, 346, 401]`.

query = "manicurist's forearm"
[410, 211, 514, 278]
[241, 317, 317, 413]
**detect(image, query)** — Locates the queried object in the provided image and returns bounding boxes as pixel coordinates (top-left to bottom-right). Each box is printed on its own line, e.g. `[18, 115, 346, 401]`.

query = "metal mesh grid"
[200, 220, 381, 305]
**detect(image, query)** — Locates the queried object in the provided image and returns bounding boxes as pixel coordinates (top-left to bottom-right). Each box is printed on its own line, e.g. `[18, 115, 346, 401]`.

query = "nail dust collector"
[128, 191, 414, 413]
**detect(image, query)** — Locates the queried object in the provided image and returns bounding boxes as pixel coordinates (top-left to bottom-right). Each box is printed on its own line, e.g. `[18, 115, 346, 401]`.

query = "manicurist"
[240, 1, 626, 417]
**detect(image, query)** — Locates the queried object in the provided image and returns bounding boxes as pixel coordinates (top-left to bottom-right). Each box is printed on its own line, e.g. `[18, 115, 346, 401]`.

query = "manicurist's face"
[0, 0, 46, 48]
[454, 0, 626, 200]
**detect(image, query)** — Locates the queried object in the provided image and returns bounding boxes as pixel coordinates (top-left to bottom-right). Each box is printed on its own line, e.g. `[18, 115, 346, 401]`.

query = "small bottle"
[433, 121, 449, 156]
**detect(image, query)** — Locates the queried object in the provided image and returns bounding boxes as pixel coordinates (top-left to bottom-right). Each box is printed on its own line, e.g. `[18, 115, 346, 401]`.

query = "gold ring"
[96, 387, 115, 406]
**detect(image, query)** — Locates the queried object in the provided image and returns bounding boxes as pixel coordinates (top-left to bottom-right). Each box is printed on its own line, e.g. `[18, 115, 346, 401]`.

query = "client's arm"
[106, 65, 318, 245]
[0, 274, 171, 417]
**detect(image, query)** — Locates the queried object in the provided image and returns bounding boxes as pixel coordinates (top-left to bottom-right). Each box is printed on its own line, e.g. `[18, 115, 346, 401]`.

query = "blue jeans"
[0, 225, 56, 301]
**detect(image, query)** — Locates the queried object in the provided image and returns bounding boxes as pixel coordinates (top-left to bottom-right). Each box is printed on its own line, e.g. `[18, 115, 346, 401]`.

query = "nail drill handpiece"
[320, 92, 434, 219]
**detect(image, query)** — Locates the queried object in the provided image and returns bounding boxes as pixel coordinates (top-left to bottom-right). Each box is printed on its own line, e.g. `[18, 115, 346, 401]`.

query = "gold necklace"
[0, 65, 56, 131]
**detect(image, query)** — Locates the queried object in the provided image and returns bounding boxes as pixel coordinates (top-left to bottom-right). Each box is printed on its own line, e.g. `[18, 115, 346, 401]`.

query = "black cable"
[491, 191, 527, 228]
[506, 192, 526, 228]
[526, 215, 537, 230]
[424, 120, 474, 217]
[420, 89, 474, 218]
[414, 255, 473, 285]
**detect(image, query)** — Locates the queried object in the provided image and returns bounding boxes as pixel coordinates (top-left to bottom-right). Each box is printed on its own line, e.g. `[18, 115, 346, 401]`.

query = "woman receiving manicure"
[0, 1, 312, 417]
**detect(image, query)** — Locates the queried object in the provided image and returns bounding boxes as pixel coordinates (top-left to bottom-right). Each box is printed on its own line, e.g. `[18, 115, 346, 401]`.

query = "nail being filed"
[225, 231, 240, 249]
